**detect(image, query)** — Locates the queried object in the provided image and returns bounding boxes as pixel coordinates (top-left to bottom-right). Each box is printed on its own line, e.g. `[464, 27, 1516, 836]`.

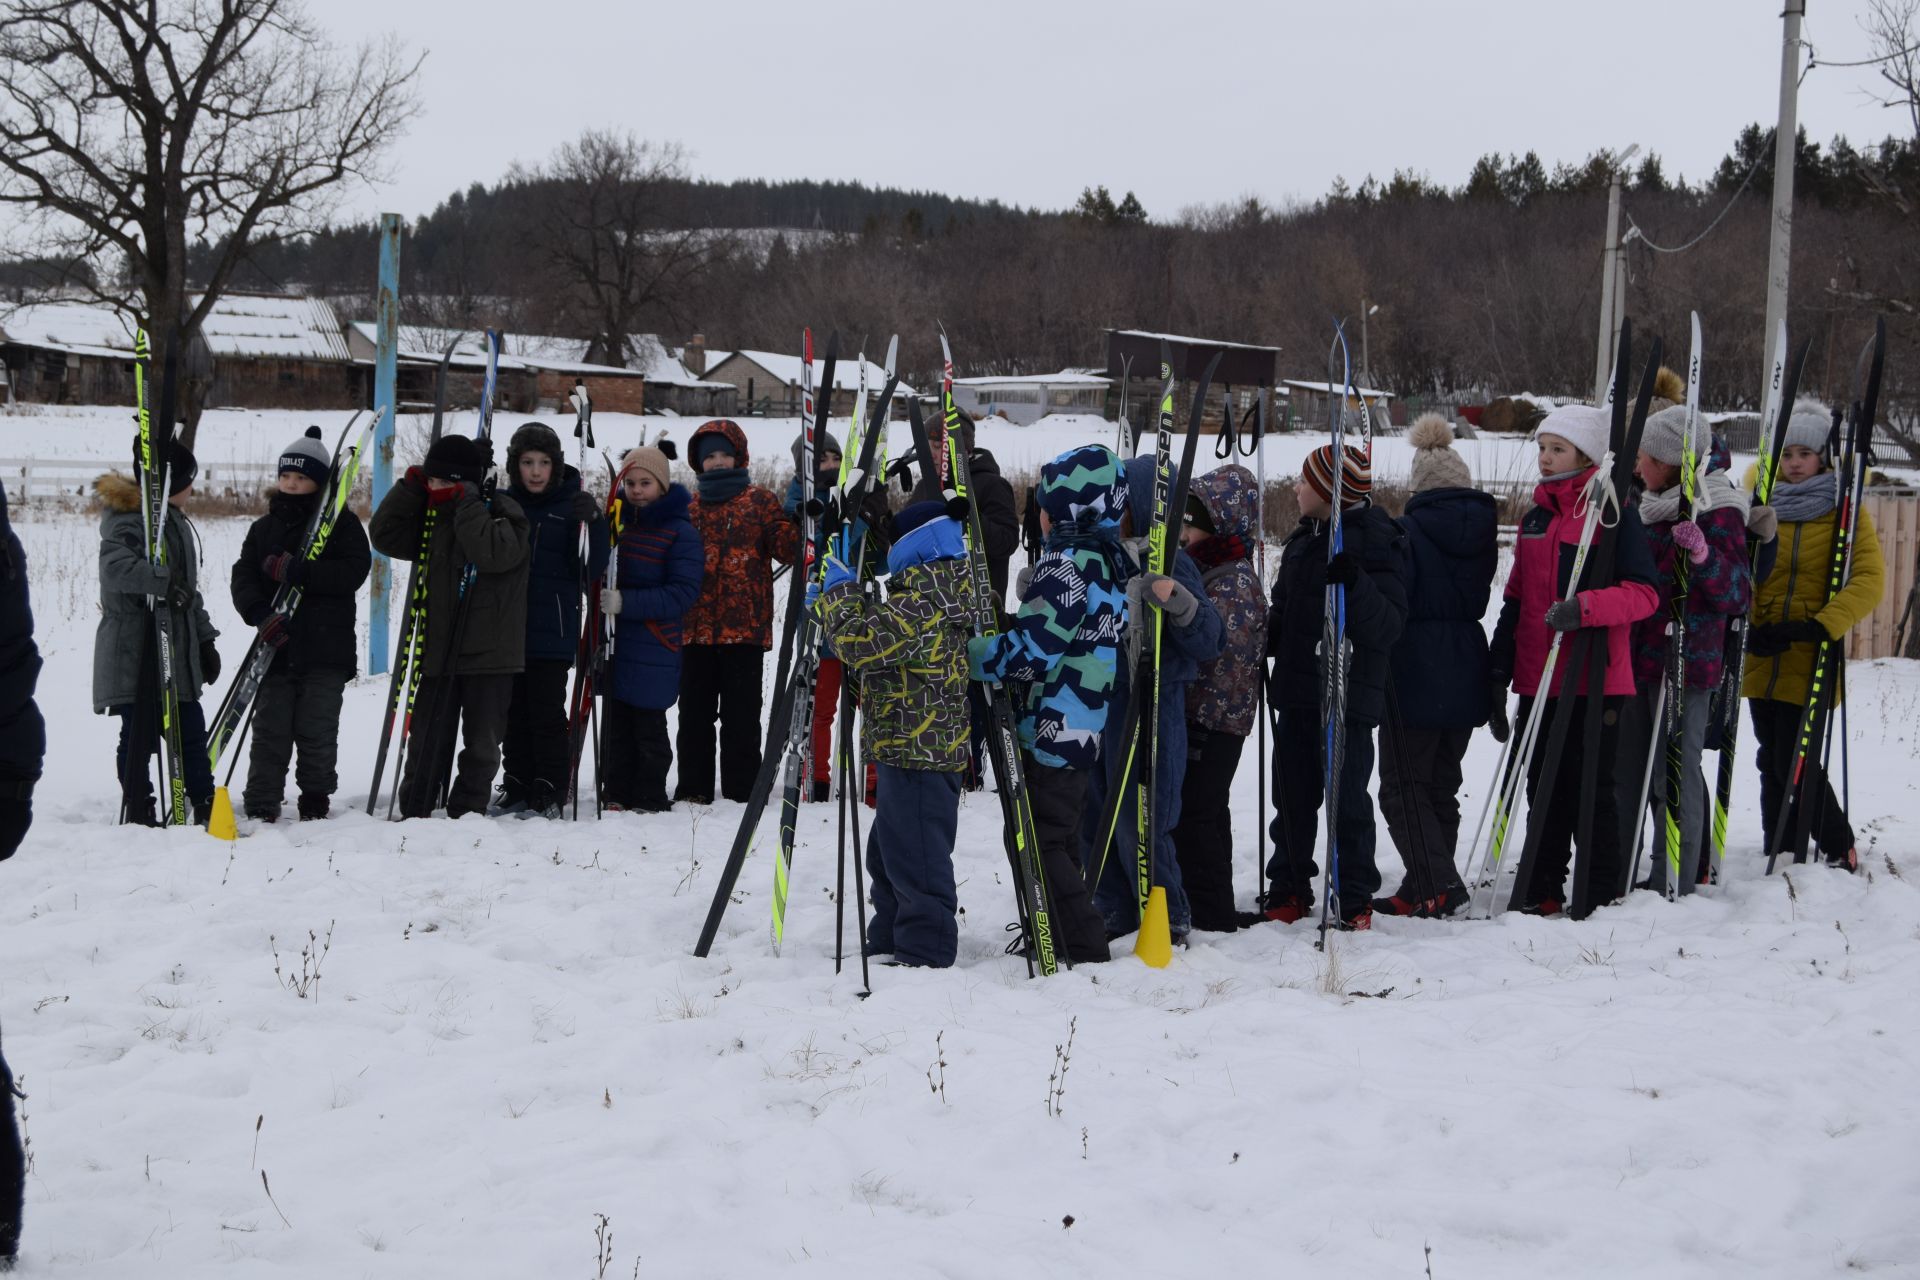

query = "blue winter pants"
[865, 764, 962, 967]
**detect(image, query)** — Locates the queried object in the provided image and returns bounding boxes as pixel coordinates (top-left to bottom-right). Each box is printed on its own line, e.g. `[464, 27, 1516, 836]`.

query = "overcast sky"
[285, 0, 1914, 223]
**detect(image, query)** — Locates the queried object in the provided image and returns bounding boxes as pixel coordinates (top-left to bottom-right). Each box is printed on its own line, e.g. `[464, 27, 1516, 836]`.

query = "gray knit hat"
[1638, 404, 1708, 467]
[1407, 412, 1472, 492]
[1783, 399, 1834, 455]
[791, 429, 843, 470]
[277, 425, 332, 484]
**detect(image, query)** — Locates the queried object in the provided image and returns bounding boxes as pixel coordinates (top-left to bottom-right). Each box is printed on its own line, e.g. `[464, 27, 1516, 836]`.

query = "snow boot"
[297, 793, 329, 821]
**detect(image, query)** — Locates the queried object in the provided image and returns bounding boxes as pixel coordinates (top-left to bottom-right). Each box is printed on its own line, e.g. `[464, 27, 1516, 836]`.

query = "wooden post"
[369, 213, 402, 675]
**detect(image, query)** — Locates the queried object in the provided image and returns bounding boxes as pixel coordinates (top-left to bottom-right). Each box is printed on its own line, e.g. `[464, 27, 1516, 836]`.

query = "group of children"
[89, 381, 1885, 963]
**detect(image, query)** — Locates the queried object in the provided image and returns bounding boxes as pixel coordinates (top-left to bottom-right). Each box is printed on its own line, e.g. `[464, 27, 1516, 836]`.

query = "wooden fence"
[1852, 489, 1919, 660]
[1, 458, 281, 504]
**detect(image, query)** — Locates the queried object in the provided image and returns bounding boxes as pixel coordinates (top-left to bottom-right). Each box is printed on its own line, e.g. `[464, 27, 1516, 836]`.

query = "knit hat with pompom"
[1407, 412, 1472, 493]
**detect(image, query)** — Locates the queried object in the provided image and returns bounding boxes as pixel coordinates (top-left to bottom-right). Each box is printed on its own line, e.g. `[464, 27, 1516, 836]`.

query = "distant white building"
[953, 371, 1110, 426]
[702, 348, 914, 417]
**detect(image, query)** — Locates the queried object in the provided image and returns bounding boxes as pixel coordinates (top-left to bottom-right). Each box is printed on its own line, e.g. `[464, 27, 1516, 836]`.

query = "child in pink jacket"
[1488, 404, 1659, 917]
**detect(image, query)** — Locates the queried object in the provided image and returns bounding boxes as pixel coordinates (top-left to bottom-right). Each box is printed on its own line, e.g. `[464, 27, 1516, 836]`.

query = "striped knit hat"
[1301, 444, 1372, 508]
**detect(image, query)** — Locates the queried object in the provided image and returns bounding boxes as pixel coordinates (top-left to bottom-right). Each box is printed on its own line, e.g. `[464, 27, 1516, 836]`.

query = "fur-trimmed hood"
[93, 471, 144, 514]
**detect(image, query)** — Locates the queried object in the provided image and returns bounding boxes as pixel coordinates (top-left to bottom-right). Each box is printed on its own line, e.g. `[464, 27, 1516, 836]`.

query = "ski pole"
[1624, 683, 1669, 893]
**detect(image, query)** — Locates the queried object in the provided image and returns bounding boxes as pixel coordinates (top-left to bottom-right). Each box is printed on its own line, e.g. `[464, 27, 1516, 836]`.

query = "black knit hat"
[424, 434, 488, 485]
[132, 432, 197, 496]
[278, 425, 332, 485]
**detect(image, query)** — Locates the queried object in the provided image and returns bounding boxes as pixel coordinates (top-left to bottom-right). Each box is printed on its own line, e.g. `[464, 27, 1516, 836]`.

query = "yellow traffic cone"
[1134, 886, 1172, 968]
[207, 786, 238, 841]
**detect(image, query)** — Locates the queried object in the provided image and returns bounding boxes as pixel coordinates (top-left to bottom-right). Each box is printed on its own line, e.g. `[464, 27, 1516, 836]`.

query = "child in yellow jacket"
[1742, 401, 1884, 871]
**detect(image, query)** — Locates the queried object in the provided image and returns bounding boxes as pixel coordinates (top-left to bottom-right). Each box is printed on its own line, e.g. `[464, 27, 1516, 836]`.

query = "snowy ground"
[3, 405, 1919, 1276]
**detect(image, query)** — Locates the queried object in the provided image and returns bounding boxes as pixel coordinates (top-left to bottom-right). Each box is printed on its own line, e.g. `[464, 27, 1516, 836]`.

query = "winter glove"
[200, 640, 222, 685]
[570, 491, 601, 522]
[258, 613, 291, 650]
[1747, 503, 1778, 543]
[261, 552, 294, 583]
[1325, 551, 1361, 587]
[1669, 519, 1709, 565]
[402, 465, 428, 493]
[803, 578, 822, 615]
[1138, 571, 1199, 628]
[967, 634, 997, 682]
[1761, 617, 1830, 646]
[599, 585, 623, 617]
[1745, 623, 1789, 658]
[820, 556, 856, 594]
[1544, 598, 1585, 632]
[0, 791, 29, 861]
[1487, 675, 1511, 744]
[1015, 564, 1035, 599]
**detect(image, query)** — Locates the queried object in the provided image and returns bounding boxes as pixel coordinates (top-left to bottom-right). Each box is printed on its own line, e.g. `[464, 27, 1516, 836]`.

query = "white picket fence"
[0, 457, 281, 503]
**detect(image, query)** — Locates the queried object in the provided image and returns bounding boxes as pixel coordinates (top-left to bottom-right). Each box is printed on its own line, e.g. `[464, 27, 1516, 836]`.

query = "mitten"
[1670, 519, 1708, 565]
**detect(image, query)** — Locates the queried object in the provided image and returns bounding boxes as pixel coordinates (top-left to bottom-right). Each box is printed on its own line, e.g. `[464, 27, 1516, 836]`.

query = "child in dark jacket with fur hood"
[93, 436, 220, 826]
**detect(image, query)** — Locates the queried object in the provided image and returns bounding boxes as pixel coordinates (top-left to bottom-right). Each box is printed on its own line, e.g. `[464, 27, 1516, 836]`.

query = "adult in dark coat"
[499, 422, 608, 815]
[1375, 416, 1497, 917]
[368, 434, 530, 818]
[0, 476, 43, 1270]
[1263, 444, 1409, 926]
[230, 427, 372, 820]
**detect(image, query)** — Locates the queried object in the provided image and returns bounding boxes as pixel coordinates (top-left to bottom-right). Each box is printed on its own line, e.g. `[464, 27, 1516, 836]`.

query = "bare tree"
[1864, 0, 1920, 141]
[525, 130, 731, 368]
[0, 0, 421, 441]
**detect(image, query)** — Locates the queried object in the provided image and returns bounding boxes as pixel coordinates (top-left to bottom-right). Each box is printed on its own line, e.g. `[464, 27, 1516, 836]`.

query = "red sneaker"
[1337, 907, 1373, 932]
[1516, 898, 1564, 917]
[1262, 894, 1310, 924]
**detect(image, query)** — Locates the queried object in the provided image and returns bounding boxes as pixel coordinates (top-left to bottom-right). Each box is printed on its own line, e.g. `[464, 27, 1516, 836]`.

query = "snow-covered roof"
[956, 371, 1111, 387]
[1280, 378, 1395, 401]
[345, 323, 639, 378]
[712, 349, 914, 397]
[1110, 328, 1281, 354]
[196, 294, 351, 361]
[1, 293, 351, 362]
[628, 335, 733, 390]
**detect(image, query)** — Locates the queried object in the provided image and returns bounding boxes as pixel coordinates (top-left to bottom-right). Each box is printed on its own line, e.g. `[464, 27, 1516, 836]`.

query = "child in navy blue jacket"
[599, 445, 703, 811]
[500, 422, 609, 816]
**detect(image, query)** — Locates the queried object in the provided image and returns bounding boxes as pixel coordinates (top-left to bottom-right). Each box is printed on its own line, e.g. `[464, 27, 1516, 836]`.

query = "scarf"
[1770, 471, 1840, 523]
[696, 467, 750, 505]
[1048, 522, 1128, 583]
[1637, 467, 1750, 526]
[1186, 531, 1249, 571]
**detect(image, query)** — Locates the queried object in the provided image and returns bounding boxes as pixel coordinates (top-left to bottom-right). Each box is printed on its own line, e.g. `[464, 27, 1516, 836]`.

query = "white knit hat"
[1534, 404, 1610, 468]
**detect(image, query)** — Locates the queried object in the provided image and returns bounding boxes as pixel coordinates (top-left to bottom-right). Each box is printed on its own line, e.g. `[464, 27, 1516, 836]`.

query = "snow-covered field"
[3, 403, 1918, 1276]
